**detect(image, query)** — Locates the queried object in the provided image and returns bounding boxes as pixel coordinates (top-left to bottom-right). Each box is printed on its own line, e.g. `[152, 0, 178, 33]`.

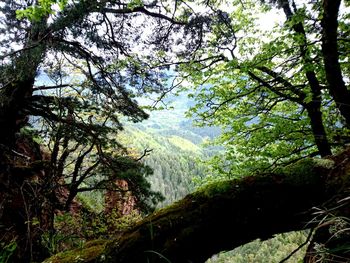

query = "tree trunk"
[0, 37, 45, 146]
[306, 102, 332, 157]
[44, 148, 350, 263]
[0, 19, 50, 262]
[321, 0, 350, 126]
[280, 1, 332, 157]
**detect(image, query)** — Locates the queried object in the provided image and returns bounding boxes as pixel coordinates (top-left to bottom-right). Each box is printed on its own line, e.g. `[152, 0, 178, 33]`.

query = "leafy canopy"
[180, 0, 350, 177]
[16, 0, 68, 21]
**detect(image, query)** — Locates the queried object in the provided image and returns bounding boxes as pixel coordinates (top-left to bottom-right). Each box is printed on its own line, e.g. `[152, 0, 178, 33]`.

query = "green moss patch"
[42, 240, 109, 263]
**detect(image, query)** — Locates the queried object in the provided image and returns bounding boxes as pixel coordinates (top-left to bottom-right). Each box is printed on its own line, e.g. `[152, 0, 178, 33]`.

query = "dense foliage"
[0, 0, 349, 262]
[208, 231, 308, 263]
[0, 0, 222, 261]
[181, 0, 350, 176]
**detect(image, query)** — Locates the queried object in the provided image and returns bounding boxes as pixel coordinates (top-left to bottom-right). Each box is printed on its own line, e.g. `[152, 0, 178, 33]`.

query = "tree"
[179, 0, 350, 260]
[180, 0, 350, 175]
[1, 0, 350, 262]
[43, 148, 350, 263]
[0, 0, 219, 261]
[321, 0, 350, 125]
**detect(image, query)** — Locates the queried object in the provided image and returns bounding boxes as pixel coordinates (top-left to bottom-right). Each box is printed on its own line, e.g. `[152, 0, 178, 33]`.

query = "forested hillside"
[119, 94, 221, 206]
[120, 125, 206, 207]
[207, 231, 308, 263]
[123, 109, 310, 263]
[1, 0, 350, 262]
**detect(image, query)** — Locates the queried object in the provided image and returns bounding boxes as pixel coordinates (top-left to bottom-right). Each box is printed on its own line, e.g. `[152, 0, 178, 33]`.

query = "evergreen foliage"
[120, 118, 211, 207]
[0, 0, 350, 262]
[0, 0, 223, 261]
[208, 231, 308, 263]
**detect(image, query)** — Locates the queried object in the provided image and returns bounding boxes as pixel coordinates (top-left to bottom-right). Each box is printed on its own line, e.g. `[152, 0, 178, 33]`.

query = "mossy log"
[44, 150, 350, 263]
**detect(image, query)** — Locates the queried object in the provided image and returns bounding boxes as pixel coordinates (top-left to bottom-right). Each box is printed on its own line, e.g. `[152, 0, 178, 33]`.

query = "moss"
[145, 180, 237, 225]
[194, 180, 236, 198]
[269, 158, 320, 186]
[313, 158, 335, 169]
[277, 158, 315, 176]
[42, 240, 110, 263]
[149, 195, 194, 219]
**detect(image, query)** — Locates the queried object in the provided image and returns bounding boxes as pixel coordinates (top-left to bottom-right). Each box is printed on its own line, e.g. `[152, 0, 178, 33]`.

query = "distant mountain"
[136, 92, 221, 138]
[123, 93, 221, 207]
[35, 72, 220, 206]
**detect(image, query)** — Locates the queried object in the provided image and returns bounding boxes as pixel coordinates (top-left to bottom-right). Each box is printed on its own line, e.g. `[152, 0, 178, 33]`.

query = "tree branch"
[102, 6, 186, 25]
[44, 148, 350, 263]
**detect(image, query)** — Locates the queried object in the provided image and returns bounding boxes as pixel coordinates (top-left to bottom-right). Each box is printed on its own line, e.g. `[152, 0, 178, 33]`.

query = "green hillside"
[122, 103, 307, 262]
[120, 123, 208, 207]
[117, 94, 220, 206]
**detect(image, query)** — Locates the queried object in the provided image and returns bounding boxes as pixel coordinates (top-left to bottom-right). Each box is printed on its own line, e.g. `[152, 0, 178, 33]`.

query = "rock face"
[105, 179, 137, 216]
[0, 134, 53, 262]
[55, 182, 83, 215]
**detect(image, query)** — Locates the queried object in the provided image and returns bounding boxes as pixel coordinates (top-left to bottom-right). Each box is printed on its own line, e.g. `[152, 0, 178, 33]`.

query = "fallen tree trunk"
[44, 150, 350, 263]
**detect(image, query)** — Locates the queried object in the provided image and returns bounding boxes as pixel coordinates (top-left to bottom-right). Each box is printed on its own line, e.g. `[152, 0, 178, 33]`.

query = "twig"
[12, 150, 31, 160]
[137, 148, 153, 161]
[279, 229, 314, 263]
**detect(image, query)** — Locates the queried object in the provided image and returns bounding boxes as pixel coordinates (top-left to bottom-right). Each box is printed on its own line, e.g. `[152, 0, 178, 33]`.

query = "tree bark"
[321, 0, 350, 126]
[44, 148, 350, 263]
[306, 103, 332, 157]
[0, 18, 50, 262]
[273, 1, 332, 157]
[0, 23, 46, 146]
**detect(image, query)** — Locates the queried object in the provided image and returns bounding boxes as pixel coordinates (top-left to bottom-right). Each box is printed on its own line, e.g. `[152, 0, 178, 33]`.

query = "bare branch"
[136, 148, 153, 161]
[33, 84, 71, 91]
[102, 6, 186, 25]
